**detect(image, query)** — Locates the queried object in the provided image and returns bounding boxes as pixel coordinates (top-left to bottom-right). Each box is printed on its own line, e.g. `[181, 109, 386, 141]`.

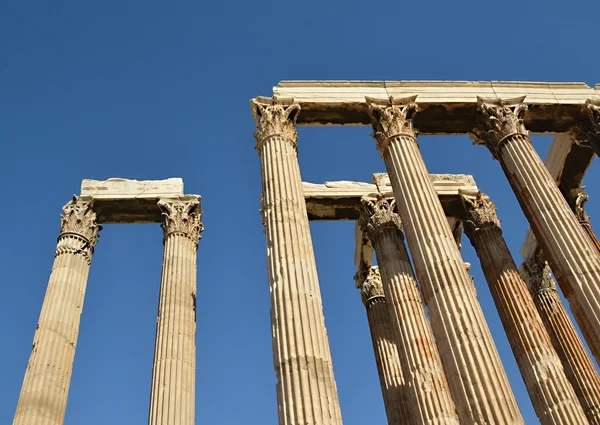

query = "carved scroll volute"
[59, 195, 102, 247]
[461, 192, 501, 239]
[366, 96, 419, 154]
[251, 99, 301, 152]
[355, 266, 385, 305]
[585, 99, 600, 133]
[567, 188, 590, 224]
[359, 196, 403, 241]
[158, 198, 203, 244]
[472, 96, 529, 159]
[572, 99, 600, 148]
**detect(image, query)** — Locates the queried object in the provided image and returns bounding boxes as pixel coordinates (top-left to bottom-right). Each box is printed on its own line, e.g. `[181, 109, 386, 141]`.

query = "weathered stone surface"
[360, 197, 458, 424]
[368, 99, 523, 424]
[521, 258, 600, 425]
[462, 193, 587, 424]
[252, 99, 343, 425]
[149, 198, 202, 425]
[265, 80, 600, 131]
[303, 173, 478, 221]
[355, 266, 410, 425]
[474, 97, 600, 365]
[13, 197, 101, 425]
[79, 178, 194, 224]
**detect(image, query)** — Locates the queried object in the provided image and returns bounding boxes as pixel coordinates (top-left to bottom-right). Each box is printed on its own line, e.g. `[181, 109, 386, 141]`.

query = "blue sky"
[1, 1, 599, 424]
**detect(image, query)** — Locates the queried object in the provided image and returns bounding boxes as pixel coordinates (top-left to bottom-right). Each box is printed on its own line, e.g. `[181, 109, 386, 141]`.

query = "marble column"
[522, 257, 600, 425]
[562, 189, 600, 364]
[13, 196, 101, 425]
[473, 96, 600, 348]
[148, 197, 202, 425]
[366, 97, 522, 424]
[462, 193, 587, 424]
[355, 266, 410, 425]
[360, 196, 458, 424]
[251, 99, 343, 425]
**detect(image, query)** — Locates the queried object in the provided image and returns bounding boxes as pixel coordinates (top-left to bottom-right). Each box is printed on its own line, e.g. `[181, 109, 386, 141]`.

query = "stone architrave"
[360, 196, 458, 425]
[366, 97, 523, 424]
[148, 198, 203, 425]
[251, 99, 343, 425]
[355, 266, 410, 425]
[522, 258, 600, 425]
[462, 193, 588, 424]
[473, 96, 600, 350]
[13, 197, 101, 425]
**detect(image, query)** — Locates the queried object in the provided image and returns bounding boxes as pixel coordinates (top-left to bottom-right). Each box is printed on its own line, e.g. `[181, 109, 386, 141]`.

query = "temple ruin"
[11, 80, 600, 424]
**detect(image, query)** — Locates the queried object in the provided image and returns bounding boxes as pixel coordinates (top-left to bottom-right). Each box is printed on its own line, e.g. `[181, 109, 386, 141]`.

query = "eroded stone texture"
[355, 266, 410, 425]
[252, 99, 343, 425]
[148, 198, 202, 425]
[521, 257, 600, 424]
[360, 196, 458, 424]
[462, 193, 587, 424]
[367, 97, 523, 424]
[473, 96, 600, 358]
[13, 196, 101, 425]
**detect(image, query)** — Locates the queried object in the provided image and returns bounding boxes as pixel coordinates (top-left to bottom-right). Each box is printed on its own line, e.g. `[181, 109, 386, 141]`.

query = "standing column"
[251, 100, 343, 425]
[473, 96, 600, 347]
[462, 193, 587, 424]
[149, 197, 202, 425]
[366, 97, 523, 424]
[355, 266, 410, 425]
[522, 258, 600, 425]
[13, 196, 101, 425]
[360, 196, 458, 424]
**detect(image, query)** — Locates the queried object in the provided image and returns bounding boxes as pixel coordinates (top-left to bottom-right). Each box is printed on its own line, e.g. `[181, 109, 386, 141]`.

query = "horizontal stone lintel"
[79, 178, 199, 224]
[263, 80, 600, 133]
[304, 174, 479, 221]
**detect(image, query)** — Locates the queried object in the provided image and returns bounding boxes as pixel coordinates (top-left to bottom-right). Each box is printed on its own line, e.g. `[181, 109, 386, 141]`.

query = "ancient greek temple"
[250, 81, 600, 425]
[10, 80, 600, 425]
[12, 178, 203, 425]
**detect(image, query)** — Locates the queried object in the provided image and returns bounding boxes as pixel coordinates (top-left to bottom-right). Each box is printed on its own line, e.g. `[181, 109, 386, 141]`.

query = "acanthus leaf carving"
[359, 195, 402, 241]
[366, 96, 419, 154]
[355, 266, 385, 305]
[461, 192, 501, 239]
[472, 96, 529, 159]
[59, 195, 102, 247]
[521, 258, 556, 295]
[571, 99, 600, 149]
[158, 198, 203, 244]
[251, 99, 301, 151]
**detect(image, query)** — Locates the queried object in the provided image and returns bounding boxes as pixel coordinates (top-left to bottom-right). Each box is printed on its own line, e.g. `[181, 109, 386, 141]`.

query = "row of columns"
[251, 95, 600, 424]
[13, 197, 202, 425]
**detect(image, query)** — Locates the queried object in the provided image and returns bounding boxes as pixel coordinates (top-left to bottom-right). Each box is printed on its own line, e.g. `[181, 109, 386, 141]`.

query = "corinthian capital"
[158, 198, 203, 243]
[59, 196, 101, 246]
[572, 99, 600, 148]
[251, 98, 300, 151]
[366, 96, 419, 154]
[355, 266, 385, 305]
[461, 192, 501, 239]
[521, 258, 556, 295]
[359, 196, 402, 240]
[472, 96, 529, 158]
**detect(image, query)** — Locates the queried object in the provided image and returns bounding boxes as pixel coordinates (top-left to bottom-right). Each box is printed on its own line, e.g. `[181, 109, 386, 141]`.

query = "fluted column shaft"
[463, 193, 587, 424]
[522, 258, 600, 425]
[149, 198, 202, 425]
[13, 197, 101, 425]
[356, 266, 410, 425]
[474, 97, 600, 347]
[252, 100, 342, 425]
[367, 98, 522, 424]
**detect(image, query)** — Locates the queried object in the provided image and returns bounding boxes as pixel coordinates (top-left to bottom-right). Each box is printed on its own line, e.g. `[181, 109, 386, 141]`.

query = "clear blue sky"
[1, 1, 599, 424]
